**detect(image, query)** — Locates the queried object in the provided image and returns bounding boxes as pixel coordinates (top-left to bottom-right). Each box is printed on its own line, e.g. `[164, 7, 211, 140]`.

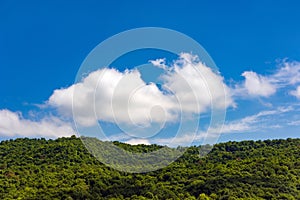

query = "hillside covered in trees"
[0, 136, 299, 199]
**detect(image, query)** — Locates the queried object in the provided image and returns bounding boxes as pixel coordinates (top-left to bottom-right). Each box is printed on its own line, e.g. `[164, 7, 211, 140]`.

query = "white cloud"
[288, 120, 300, 126]
[152, 132, 199, 147]
[150, 58, 167, 70]
[290, 86, 300, 99]
[162, 53, 234, 112]
[149, 106, 294, 146]
[235, 61, 300, 98]
[273, 61, 300, 85]
[3, 58, 300, 142]
[49, 53, 234, 127]
[125, 138, 151, 145]
[49, 68, 177, 127]
[0, 109, 75, 138]
[241, 71, 276, 97]
[217, 106, 293, 134]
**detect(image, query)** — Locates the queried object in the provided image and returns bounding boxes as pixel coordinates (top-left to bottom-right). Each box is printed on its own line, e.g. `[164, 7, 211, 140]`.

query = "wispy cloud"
[147, 106, 295, 146]
[272, 60, 300, 86]
[218, 106, 293, 134]
[287, 120, 300, 126]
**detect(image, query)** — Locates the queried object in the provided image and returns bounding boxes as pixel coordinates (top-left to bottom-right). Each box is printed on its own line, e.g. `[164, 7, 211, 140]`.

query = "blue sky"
[1, 0, 300, 145]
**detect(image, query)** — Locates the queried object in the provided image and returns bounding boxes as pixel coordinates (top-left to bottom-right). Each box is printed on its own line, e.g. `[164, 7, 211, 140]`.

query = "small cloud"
[241, 71, 276, 97]
[149, 58, 167, 70]
[125, 138, 150, 145]
[233, 60, 300, 99]
[290, 86, 300, 99]
[273, 60, 300, 85]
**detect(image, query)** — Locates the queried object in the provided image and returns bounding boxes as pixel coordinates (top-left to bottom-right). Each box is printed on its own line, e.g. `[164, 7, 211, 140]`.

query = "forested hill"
[0, 136, 299, 200]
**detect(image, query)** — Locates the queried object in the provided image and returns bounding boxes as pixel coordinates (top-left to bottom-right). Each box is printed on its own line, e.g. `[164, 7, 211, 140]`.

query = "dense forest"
[0, 136, 299, 199]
